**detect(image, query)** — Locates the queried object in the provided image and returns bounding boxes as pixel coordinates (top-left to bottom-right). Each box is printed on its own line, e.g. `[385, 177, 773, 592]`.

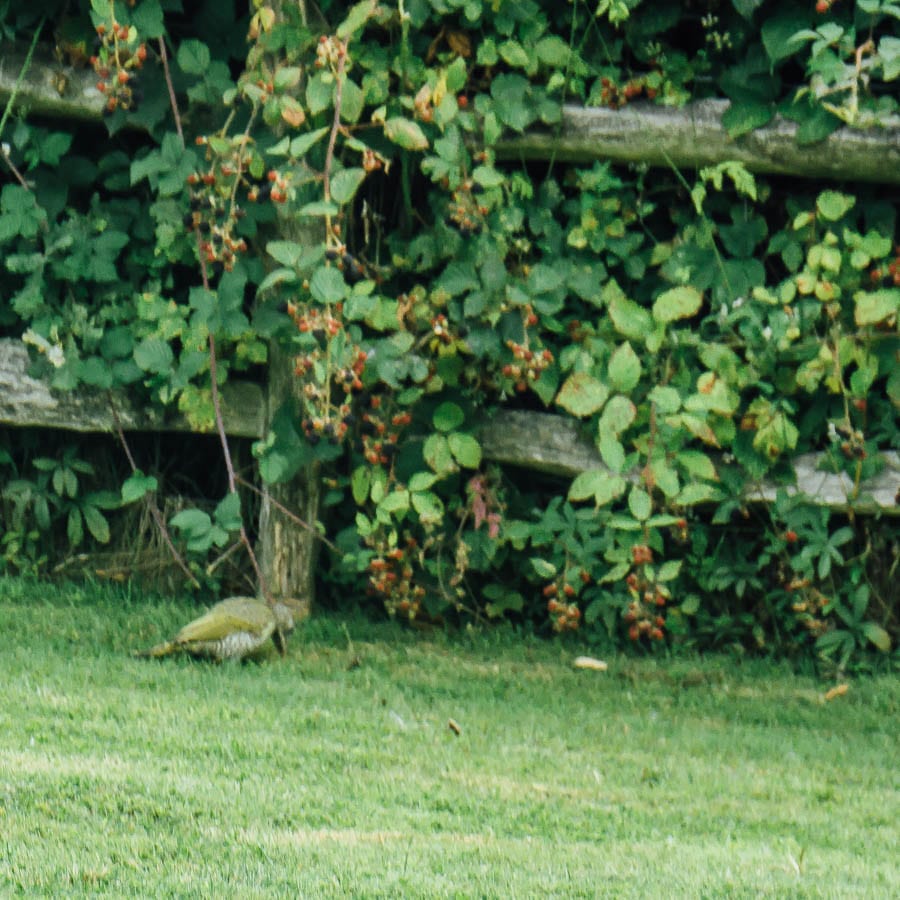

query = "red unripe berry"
[117, 70, 129, 84]
[563, 584, 575, 598]
[542, 584, 557, 597]
[457, 95, 468, 109]
[785, 530, 798, 544]
[816, 0, 829, 12]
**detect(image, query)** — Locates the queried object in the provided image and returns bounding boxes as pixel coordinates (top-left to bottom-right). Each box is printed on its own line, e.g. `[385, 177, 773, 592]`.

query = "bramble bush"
[0, 0, 897, 670]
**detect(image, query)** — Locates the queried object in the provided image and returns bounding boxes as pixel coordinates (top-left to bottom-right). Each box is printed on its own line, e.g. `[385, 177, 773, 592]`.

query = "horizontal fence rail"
[2, 340, 896, 515]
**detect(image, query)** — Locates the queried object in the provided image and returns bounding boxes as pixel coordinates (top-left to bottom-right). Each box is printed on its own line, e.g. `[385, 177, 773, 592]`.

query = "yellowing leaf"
[556, 373, 609, 418]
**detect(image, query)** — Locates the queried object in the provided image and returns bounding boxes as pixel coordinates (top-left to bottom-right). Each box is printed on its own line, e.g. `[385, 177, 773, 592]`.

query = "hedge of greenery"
[0, 0, 897, 669]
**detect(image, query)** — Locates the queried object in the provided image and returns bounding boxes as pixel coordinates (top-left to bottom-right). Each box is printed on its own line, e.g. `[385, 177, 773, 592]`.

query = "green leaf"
[675, 483, 718, 506]
[351, 465, 371, 504]
[816, 191, 855, 222]
[305, 73, 333, 115]
[535, 34, 572, 68]
[267, 241, 304, 267]
[556, 373, 609, 418]
[177, 40, 211, 76]
[330, 168, 366, 204]
[448, 433, 482, 469]
[598, 395, 636, 435]
[274, 67, 302, 91]
[409, 472, 438, 493]
[82, 504, 110, 543]
[423, 433, 456, 475]
[298, 201, 340, 217]
[378, 489, 410, 516]
[411, 490, 443, 524]
[310, 266, 349, 304]
[721, 101, 773, 137]
[761, 10, 811, 63]
[121, 472, 158, 504]
[607, 290, 653, 341]
[854, 289, 899, 326]
[433, 401, 465, 432]
[491, 74, 535, 132]
[568, 469, 627, 508]
[657, 560, 682, 582]
[289, 127, 329, 158]
[499, 39, 531, 69]
[607, 342, 642, 393]
[648, 385, 681, 415]
[214, 492, 242, 532]
[531, 557, 558, 579]
[336, 0, 377, 39]
[597, 431, 626, 473]
[676, 450, 718, 482]
[133, 337, 174, 374]
[861, 622, 891, 653]
[653, 286, 703, 324]
[67, 507, 83, 546]
[131, 0, 165, 38]
[383, 118, 429, 151]
[628, 486, 652, 521]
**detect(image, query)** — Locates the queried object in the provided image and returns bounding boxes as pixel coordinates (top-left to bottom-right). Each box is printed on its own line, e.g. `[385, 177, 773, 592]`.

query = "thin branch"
[156, 36, 183, 144]
[0, 16, 44, 141]
[158, 28, 270, 602]
[109, 401, 200, 589]
[235, 473, 342, 555]
[322, 41, 348, 204]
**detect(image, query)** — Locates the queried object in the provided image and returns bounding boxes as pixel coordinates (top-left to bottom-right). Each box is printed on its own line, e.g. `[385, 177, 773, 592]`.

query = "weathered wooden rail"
[2, 339, 897, 516]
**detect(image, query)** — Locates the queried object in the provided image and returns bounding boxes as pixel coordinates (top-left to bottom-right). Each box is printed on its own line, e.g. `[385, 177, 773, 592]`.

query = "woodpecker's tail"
[133, 641, 177, 659]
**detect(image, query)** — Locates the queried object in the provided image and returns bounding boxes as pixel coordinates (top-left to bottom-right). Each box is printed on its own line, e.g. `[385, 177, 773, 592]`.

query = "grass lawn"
[0, 576, 897, 897]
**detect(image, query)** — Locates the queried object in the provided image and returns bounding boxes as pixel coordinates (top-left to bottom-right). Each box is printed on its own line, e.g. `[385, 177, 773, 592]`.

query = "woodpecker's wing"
[174, 598, 275, 644]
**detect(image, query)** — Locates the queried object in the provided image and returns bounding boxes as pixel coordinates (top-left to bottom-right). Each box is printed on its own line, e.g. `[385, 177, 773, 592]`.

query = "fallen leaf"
[824, 683, 849, 701]
[573, 656, 608, 672]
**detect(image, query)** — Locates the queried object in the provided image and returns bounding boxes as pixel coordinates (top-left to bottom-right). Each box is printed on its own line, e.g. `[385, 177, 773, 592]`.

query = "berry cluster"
[623, 544, 669, 642]
[445, 180, 488, 237]
[430, 313, 454, 345]
[285, 303, 367, 445]
[185, 140, 287, 272]
[543, 572, 589, 633]
[90, 20, 147, 115]
[315, 34, 347, 71]
[786, 580, 829, 638]
[595, 74, 659, 108]
[360, 396, 412, 466]
[501, 338, 553, 393]
[367, 535, 425, 619]
[247, 169, 290, 204]
[869, 245, 900, 287]
[325, 246, 369, 285]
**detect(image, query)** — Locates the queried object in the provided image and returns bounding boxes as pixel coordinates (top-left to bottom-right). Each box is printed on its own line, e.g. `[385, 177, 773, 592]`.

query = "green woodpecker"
[136, 596, 310, 661]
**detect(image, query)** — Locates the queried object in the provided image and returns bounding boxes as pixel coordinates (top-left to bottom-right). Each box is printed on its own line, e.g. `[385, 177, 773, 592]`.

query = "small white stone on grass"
[573, 656, 608, 671]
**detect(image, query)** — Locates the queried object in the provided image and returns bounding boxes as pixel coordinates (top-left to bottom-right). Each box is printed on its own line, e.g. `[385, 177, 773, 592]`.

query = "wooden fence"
[1, 49, 898, 601]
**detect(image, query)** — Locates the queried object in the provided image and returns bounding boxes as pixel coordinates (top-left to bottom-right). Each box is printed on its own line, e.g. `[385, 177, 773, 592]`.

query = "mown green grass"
[0, 576, 897, 897]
